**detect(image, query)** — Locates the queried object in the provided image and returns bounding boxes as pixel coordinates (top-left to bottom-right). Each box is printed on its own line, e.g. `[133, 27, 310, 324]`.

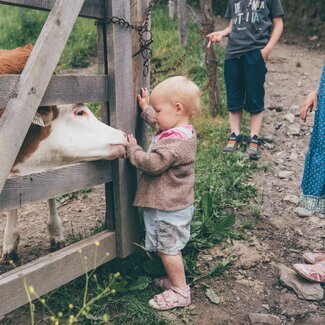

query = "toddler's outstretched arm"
[300, 90, 318, 122]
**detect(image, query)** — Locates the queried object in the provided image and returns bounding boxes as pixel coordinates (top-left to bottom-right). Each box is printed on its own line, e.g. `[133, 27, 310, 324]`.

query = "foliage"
[0, 6, 96, 69]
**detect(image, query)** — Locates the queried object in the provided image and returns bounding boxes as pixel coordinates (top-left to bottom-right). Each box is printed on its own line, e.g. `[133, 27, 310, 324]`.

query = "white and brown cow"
[0, 45, 127, 261]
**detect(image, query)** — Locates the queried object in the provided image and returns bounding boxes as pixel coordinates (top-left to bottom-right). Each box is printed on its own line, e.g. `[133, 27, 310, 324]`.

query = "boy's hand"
[127, 134, 137, 145]
[137, 87, 150, 111]
[206, 31, 224, 48]
[261, 47, 271, 62]
[300, 90, 318, 122]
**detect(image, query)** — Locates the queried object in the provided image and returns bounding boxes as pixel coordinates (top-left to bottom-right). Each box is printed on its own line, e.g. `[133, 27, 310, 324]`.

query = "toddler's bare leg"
[158, 251, 187, 290]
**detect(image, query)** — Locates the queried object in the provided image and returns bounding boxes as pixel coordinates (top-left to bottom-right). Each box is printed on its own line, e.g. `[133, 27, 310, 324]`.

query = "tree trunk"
[200, 0, 220, 117]
[178, 0, 187, 47]
[168, 0, 176, 19]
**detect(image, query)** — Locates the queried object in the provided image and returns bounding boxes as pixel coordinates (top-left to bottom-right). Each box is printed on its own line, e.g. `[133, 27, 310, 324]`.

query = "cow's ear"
[36, 106, 54, 125]
[32, 112, 45, 127]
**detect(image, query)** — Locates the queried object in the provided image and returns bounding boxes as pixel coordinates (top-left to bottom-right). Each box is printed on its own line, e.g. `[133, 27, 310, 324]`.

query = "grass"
[0, 6, 96, 69]
[2, 4, 261, 324]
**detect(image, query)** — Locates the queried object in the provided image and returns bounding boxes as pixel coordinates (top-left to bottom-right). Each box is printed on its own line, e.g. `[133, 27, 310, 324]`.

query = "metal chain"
[99, 0, 154, 77]
[98, 1, 204, 77]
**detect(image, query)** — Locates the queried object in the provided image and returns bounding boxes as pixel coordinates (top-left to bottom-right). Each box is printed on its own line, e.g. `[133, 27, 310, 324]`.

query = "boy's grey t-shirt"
[225, 0, 284, 59]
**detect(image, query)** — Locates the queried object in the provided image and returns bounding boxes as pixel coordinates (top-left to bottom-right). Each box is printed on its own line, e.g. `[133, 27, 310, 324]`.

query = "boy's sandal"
[303, 251, 325, 264]
[293, 262, 325, 283]
[149, 286, 191, 310]
[153, 278, 172, 290]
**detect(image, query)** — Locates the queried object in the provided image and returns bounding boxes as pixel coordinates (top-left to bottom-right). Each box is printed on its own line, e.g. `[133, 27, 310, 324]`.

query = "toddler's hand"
[127, 134, 137, 145]
[206, 31, 224, 48]
[300, 90, 318, 122]
[137, 87, 150, 111]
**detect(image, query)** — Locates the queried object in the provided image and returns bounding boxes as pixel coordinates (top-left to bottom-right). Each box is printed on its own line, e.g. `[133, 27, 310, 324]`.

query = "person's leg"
[229, 111, 243, 136]
[243, 50, 267, 159]
[158, 251, 187, 290]
[249, 111, 264, 137]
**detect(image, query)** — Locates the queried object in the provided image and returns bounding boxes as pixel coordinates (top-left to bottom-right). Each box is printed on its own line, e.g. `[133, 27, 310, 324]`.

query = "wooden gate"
[0, 0, 150, 316]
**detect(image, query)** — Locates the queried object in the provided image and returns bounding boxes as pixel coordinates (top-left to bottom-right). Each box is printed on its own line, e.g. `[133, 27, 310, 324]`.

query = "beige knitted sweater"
[126, 107, 197, 211]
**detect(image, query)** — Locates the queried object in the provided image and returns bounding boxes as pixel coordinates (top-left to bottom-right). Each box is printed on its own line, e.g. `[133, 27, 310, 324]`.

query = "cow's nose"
[123, 132, 127, 138]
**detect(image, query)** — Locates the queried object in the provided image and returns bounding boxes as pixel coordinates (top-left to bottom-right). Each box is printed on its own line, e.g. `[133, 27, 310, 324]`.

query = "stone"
[248, 313, 281, 325]
[283, 195, 299, 204]
[263, 134, 274, 143]
[277, 171, 293, 179]
[287, 125, 301, 136]
[284, 113, 295, 124]
[264, 143, 274, 150]
[289, 152, 298, 161]
[302, 315, 325, 325]
[278, 264, 324, 300]
[295, 207, 313, 218]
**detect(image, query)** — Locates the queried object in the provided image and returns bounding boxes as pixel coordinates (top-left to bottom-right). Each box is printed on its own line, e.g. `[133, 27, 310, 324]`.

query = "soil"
[1, 25, 325, 325]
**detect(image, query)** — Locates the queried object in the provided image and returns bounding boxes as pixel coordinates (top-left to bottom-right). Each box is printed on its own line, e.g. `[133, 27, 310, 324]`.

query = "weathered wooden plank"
[0, 75, 109, 107]
[0, 231, 116, 316]
[0, 0, 86, 193]
[0, 0, 105, 19]
[97, 6, 116, 231]
[0, 161, 112, 211]
[106, 0, 140, 257]
[133, 0, 150, 148]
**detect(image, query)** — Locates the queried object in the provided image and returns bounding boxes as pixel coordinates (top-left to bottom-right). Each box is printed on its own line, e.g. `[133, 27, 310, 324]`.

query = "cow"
[0, 45, 127, 262]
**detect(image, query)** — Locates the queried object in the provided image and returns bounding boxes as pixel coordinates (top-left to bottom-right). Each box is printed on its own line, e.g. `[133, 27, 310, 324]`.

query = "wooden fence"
[0, 0, 149, 316]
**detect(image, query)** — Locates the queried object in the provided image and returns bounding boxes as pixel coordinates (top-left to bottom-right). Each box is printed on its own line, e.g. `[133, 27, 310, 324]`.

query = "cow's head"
[9, 104, 127, 176]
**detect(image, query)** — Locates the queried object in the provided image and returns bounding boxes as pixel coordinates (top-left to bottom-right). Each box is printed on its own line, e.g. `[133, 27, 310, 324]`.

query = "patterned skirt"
[300, 63, 325, 213]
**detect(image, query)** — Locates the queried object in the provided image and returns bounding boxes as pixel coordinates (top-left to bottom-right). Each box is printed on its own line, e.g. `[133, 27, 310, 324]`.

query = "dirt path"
[187, 44, 325, 324]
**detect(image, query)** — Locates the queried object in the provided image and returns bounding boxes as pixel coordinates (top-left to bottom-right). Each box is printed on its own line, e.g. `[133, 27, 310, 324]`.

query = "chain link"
[99, 0, 154, 77]
[98, 1, 204, 77]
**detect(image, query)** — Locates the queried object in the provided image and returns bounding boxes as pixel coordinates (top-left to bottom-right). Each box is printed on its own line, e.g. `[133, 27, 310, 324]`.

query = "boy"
[207, 0, 284, 160]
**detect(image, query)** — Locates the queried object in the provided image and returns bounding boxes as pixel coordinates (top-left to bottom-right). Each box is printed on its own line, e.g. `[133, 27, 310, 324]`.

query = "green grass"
[5, 4, 260, 324]
[0, 6, 96, 69]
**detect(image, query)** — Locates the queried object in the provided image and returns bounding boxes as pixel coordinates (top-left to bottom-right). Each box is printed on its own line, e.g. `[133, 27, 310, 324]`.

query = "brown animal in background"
[0, 44, 33, 74]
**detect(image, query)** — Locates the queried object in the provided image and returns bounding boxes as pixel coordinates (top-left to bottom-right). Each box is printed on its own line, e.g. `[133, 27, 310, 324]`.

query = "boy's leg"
[250, 111, 264, 137]
[158, 251, 187, 290]
[223, 57, 245, 153]
[229, 111, 243, 135]
[243, 50, 267, 159]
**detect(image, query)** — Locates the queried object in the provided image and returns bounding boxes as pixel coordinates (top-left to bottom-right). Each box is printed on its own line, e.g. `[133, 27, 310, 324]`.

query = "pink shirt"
[155, 124, 194, 141]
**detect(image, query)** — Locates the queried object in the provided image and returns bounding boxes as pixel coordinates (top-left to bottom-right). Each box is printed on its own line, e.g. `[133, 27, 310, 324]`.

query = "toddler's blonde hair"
[150, 76, 202, 117]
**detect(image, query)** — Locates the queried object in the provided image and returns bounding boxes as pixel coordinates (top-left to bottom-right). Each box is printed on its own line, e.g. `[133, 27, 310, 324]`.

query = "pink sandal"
[293, 262, 325, 283]
[149, 285, 191, 310]
[303, 251, 325, 264]
[153, 278, 172, 290]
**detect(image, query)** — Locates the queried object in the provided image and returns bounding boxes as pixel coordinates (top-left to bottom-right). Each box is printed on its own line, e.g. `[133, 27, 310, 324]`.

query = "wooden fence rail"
[0, 75, 109, 106]
[0, 0, 106, 19]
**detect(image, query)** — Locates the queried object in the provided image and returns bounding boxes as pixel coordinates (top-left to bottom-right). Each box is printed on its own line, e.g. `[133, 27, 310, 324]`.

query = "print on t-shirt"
[233, 0, 267, 31]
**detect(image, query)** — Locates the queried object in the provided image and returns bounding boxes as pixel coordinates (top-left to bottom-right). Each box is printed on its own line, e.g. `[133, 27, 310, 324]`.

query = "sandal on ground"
[293, 262, 325, 283]
[153, 278, 172, 290]
[149, 285, 191, 310]
[303, 251, 325, 264]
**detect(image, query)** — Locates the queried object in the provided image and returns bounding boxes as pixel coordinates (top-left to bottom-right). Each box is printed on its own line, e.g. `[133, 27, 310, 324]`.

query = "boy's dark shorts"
[224, 49, 267, 114]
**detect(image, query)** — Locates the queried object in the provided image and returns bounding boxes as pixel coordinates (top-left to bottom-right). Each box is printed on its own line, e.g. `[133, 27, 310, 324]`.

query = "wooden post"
[178, 0, 187, 46]
[106, 0, 140, 257]
[0, 0, 85, 193]
[200, 0, 220, 117]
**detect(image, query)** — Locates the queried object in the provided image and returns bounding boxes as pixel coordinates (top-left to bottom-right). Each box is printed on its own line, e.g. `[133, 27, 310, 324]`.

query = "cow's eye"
[76, 110, 85, 116]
